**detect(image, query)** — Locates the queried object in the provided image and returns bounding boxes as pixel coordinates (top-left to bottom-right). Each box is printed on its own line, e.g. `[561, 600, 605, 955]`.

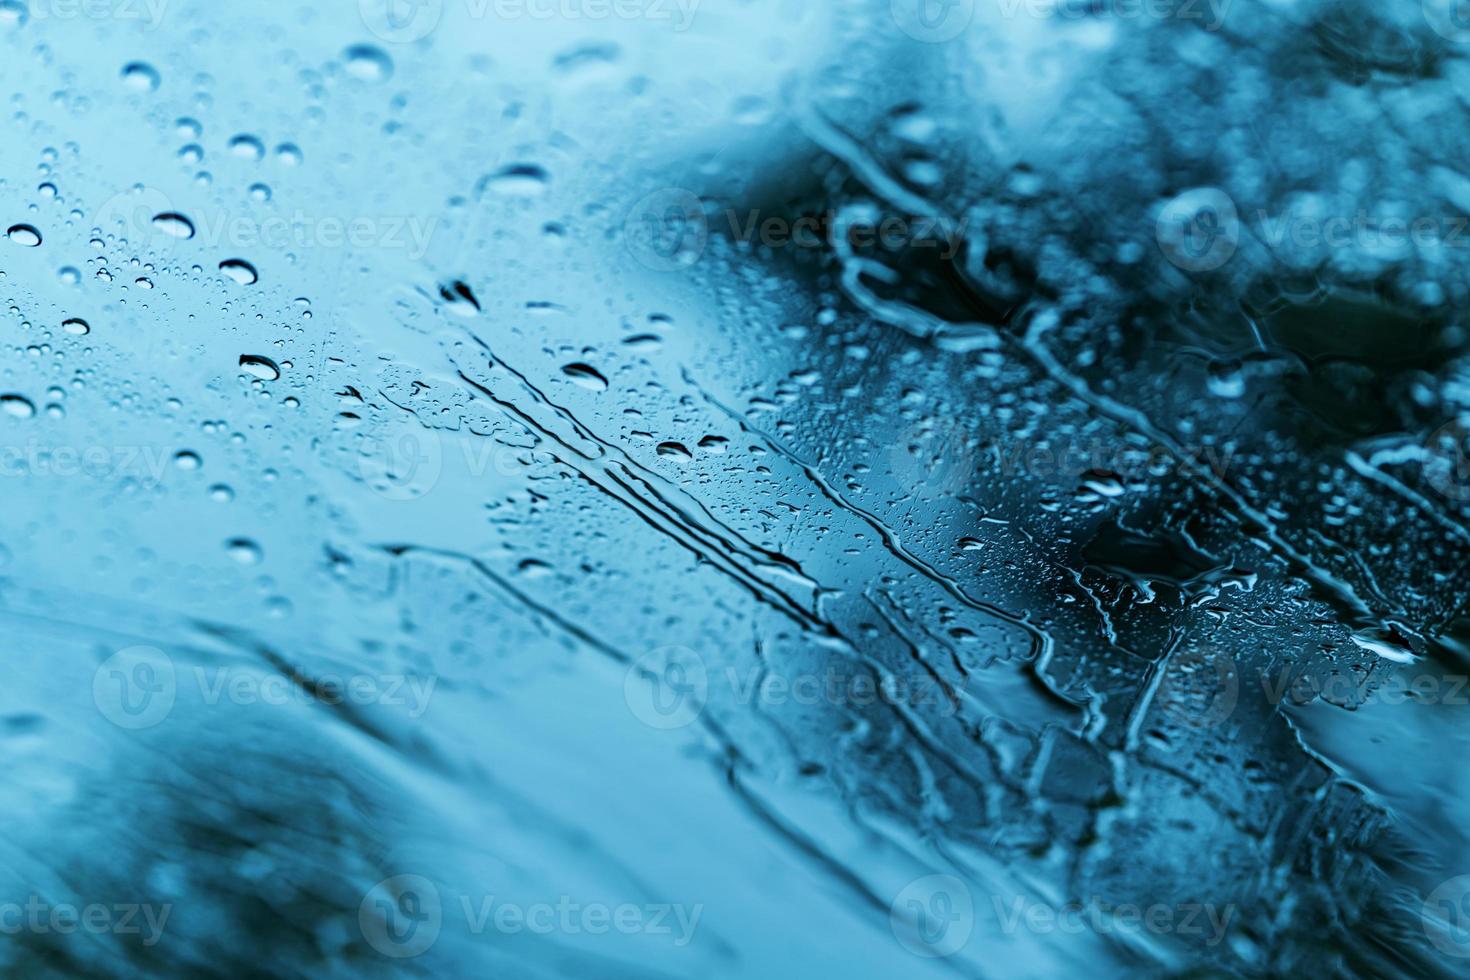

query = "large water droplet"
[479, 164, 550, 198]
[344, 44, 393, 82]
[120, 61, 160, 92]
[61, 317, 90, 336]
[219, 259, 259, 285]
[0, 395, 36, 419]
[561, 362, 609, 391]
[239, 354, 280, 381]
[0, 1, 27, 28]
[225, 538, 262, 565]
[7, 224, 41, 246]
[152, 212, 195, 239]
[228, 134, 265, 161]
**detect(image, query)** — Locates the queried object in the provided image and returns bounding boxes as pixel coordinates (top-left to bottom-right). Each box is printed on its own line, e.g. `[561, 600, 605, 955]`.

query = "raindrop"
[0, 1, 26, 27]
[152, 212, 195, 239]
[657, 441, 693, 461]
[438, 280, 480, 316]
[178, 144, 204, 164]
[228, 134, 265, 161]
[344, 44, 393, 82]
[173, 450, 201, 471]
[561, 362, 608, 391]
[209, 484, 234, 503]
[248, 183, 272, 203]
[274, 143, 302, 166]
[479, 164, 550, 198]
[219, 259, 259, 285]
[120, 61, 160, 92]
[58, 267, 80, 284]
[61, 317, 89, 335]
[238, 354, 280, 381]
[0, 395, 35, 419]
[7, 224, 41, 246]
[225, 538, 262, 565]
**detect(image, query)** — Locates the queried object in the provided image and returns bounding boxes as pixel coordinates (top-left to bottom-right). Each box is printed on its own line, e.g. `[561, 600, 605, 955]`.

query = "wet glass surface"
[2, 0, 1470, 976]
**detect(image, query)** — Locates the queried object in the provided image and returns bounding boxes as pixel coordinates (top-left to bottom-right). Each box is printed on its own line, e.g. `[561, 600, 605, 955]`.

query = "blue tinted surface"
[3, 1, 1470, 977]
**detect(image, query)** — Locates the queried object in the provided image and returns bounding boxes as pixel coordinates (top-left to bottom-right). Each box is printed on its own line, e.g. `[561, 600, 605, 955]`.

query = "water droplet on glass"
[120, 61, 160, 92]
[225, 538, 262, 565]
[61, 317, 89, 335]
[479, 164, 550, 198]
[173, 450, 201, 471]
[238, 354, 280, 381]
[219, 259, 259, 285]
[274, 143, 302, 166]
[209, 484, 234, 503]
[344, 44, 393, 82]
[152, 212, 195, 239]
[0, 1, 27, 28]
[249, 183, 272, 203]
[228, 134, 265, 161]
[561, 362, 608, 391]
[7, 224, 41, 247]
[58, 266, 80, 284]
[657, 441, 692, 461]
[0, 395, 35, 419]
